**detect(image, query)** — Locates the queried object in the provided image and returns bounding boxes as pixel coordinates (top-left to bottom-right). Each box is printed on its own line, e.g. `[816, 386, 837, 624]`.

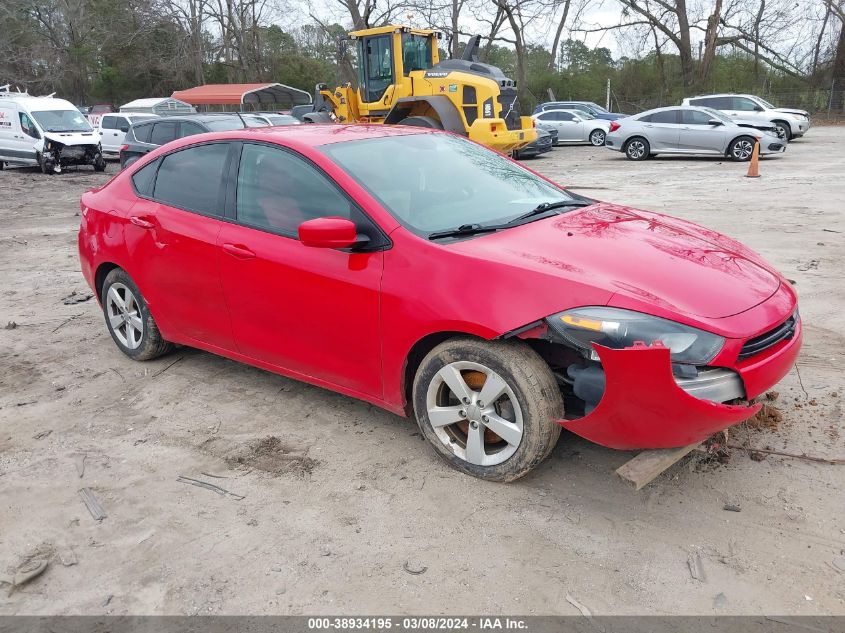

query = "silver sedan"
[604, 106, 786, 161]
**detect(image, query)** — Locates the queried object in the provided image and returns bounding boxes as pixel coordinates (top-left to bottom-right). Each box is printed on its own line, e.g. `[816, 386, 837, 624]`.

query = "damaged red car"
[78, 125, 801, 481]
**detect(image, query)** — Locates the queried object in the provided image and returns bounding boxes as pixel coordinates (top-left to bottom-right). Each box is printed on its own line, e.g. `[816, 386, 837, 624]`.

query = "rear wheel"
[398, 116, 443, 129]
[589, 129, 606, 146]
[728, 136, 756, 161]
[624, 137, 650, 161]
[412, 337, 563, 482]
[101, 268, 173, 361]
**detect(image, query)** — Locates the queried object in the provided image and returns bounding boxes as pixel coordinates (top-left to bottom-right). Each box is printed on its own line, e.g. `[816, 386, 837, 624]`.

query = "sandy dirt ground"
[1, 128, 843, 616]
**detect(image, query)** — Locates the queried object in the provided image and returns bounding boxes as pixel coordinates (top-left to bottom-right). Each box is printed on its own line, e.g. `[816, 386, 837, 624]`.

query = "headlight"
[546, 307, 725, 364]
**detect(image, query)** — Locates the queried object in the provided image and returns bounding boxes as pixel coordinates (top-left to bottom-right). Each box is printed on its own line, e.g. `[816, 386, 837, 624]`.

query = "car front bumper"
[557, 317, 802, 450]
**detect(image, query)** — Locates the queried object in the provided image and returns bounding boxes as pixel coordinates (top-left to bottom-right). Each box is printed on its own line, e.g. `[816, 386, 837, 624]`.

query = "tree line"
[1, 0, 843, 113]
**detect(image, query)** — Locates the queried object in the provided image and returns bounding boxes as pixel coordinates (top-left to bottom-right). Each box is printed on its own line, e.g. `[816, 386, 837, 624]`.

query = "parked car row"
[529, 93, 810, 162]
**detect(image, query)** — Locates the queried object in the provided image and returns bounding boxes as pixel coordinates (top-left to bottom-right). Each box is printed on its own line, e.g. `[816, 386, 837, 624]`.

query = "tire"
[624, 137, 650, 161]
[412, 337, 563, 482]
[589, 129, 606, 146]
[397, 116, 443, 129]
[728, 136, 757, 161]
[93, 153, 106, 172]
[101, 268, 173, 361]
[772, 120, 791, 142]
[39, 152, 55, 175]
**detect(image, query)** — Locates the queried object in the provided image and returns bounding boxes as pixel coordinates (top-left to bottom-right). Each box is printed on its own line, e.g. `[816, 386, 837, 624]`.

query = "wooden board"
[615, 443, 702, 490]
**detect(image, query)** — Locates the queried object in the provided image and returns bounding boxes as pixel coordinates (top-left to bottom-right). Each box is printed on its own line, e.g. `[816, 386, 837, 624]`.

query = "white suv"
[681, 94, 810, 141]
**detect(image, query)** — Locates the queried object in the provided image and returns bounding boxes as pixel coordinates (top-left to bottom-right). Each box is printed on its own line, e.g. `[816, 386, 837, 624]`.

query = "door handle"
[130, 216, 155, 229]
[222, 243, 256, 259]
[644, 124, 654, 128]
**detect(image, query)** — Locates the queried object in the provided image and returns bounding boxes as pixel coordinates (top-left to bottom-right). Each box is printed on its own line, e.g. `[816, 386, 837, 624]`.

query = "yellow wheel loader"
[302, 26, 537, 154]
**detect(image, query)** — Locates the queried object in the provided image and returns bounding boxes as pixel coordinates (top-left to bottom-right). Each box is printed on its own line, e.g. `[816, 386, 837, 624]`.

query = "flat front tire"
[101, 268, 173, 361]
[412, 337, 563, 482]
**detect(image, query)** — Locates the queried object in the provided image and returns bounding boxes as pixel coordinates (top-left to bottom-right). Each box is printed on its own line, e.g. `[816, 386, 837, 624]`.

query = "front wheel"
[412, 338, 563, 482]
[101, 268, 174, 361]
[772, 120, 791, 141]
[93, 153, 106, 172]
[624, 137, 650, 161]
[728, 136, 756, 161]
[589, 129, 606, 146]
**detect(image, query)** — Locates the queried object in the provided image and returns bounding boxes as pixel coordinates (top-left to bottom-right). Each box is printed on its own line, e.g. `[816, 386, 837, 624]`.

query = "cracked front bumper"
[558, 342, 764, 450]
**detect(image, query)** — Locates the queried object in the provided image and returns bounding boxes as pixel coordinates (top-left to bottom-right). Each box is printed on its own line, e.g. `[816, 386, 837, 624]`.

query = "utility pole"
[606, 78, 611, 111]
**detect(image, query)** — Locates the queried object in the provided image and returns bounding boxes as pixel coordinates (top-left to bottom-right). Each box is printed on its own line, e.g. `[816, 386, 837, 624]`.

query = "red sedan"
[78, 125, 801, 481]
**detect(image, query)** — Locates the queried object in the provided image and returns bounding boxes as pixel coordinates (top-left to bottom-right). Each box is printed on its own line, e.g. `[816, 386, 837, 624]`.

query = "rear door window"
[153, 143, 231, 217]
[178, 121, 206, 138]
[150, 121, 179, 145]
[650, 110, 680, 124]
[732, 97, 760, 111]
[132, 122, 154, 143]
[131, 159, 159, 197]
[101, 115, 117, 129]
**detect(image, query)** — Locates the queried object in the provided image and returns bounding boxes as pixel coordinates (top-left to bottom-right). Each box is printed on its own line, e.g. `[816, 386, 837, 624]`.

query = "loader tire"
[398, 116, 443, 129]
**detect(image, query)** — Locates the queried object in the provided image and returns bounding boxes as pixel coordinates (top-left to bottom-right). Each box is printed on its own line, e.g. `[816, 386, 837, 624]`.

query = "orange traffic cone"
[746, 140, 760, 178]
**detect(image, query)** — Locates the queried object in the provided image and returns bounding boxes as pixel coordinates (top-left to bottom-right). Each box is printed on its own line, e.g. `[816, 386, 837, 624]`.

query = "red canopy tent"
[171, 83, 312, 109]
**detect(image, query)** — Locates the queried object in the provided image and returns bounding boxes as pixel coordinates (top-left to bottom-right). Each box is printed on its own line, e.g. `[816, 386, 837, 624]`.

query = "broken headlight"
[546, 307, 724, 364]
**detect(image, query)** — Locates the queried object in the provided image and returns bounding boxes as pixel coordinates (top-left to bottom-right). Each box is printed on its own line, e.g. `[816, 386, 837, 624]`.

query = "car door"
[554, 111, 582, 141]
[678, 109, 724, 154]
[126, 142, 236, 351]
[100, 115, 127, 153]
[217, 142, 385, 397]
[0, 104, 38, 163]
[641, 109, 681, 150]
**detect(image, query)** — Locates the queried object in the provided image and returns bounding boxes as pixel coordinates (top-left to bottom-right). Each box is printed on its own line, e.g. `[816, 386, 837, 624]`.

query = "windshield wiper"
[428, 223, 504, 240]
[504, 199, 594, 226]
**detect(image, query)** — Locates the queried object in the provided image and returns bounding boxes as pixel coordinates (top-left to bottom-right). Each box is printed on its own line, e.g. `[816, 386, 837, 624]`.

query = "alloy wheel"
[732, 139, 754, 160]
[590, 130, 606, 146]
[627, 140, 646, 159]
[774, 124, 789, 141]
[106, 283, 143, 349]
[425, 361, 524, 467]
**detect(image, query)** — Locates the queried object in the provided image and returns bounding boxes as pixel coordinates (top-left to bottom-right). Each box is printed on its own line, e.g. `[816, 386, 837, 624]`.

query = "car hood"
[44, 131, 100, 146]
[457, 203, 781, 320]
[772, 107, 808, 117]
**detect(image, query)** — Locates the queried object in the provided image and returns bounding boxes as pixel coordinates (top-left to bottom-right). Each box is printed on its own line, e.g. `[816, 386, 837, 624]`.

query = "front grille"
[738, 313, 797, 360]
[768, 143, 783, 151]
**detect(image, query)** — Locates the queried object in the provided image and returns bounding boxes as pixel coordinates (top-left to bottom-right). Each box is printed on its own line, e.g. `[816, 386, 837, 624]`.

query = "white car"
[681, 94, 810, 141]
[97, 113, 158, 156]
[0, 91, 106, 173]
[531, 109, 611, 146]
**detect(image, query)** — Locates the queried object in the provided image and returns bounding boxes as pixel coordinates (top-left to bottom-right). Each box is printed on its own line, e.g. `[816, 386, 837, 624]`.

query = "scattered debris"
[61, 291, 93, 305]
[745, 402, 783, 431]
[615, 442, 701, 490]
[200, 471, 228, 479]
[687, 550, 706, 581]
[796, 259, 819, 272]
[822, 228, 841, 233]
[75, 454, 87, 478]
[713, 592, 728, 609]
[246, 518, 258, 527]
[102, 594, 113, 607]
[5, 321, 17, 330]
[805, 595, 813, 601]
[727, 444, 845, 465]
[150, 356, 183, 378]
[16, 400, 36, 407]
[723, 503, 742, 513]
[32, 429, 52, 440]
[403, 560, 427, 575]
[52, 313, 84, 333]
[210, 435, 318, 477]
[765, 391, 779, 401]
[133, 438, 147, 446]
[79, 487, 107, 521]
[176, 475, 245, 500]
[58, 549, 78, 566]
[11, 559, 49, 592]
[565, 593, 593, 618]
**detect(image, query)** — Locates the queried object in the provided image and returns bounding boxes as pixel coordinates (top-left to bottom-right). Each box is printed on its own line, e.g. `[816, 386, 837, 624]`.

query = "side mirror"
[708, 119, 723, 126]
[298, 217, 359, 249]
[120, 126, 129, 132]
[754, 105, 764, 112]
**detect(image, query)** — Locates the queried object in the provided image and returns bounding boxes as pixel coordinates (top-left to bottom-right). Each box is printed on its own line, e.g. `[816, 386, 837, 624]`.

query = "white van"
[0, 93, 106, 173]
[96, 112, 158, 156]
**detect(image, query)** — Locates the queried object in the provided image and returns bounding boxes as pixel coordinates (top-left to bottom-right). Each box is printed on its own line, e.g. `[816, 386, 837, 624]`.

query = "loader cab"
[352, 26, 440, 112]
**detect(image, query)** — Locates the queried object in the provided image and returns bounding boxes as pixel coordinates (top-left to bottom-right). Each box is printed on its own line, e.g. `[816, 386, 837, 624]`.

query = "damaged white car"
[0, 92, 106, 174]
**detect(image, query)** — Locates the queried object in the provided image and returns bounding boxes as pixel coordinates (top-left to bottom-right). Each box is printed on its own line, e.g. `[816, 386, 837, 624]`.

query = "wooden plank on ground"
[615, 443, 702, 491]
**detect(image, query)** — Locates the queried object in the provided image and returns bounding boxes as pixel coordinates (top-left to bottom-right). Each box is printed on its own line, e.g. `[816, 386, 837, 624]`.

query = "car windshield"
[588, 103, 608, 113]
[30, 109, 92, 133]
[701, 107, 733, 123]
[574, 110, 596, 119]
[203, 117, 248, 132]
[242, 115, 269, 128]
[320, 133, 577, 237]
[757, 97, 775, 108]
